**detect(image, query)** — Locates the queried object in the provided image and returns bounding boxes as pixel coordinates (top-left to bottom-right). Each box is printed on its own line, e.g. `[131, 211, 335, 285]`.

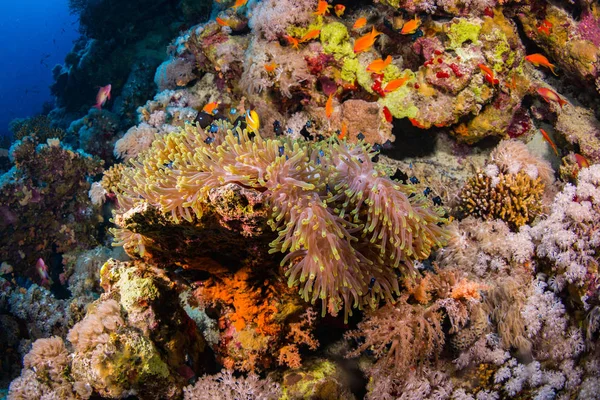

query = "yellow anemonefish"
[334, 4, 345, 17]
[300, 29, 321, 43]
[540, 128, 559, 156]
[94, 84, 111, 110]
[246, 110, 260, 132]
[353, 17, 367, 30]
[314, 0, 332, 15]
[353, 26, 382, 53]
[325, 93, 334, 118]
[537, 87, 567, 108]
[525, 54, 558, 76]
[203, 102, 219, 114]
[400, 16, 421, 35]
[383, 75, 410, 93]
[264, 62, 277, 73]
[367, 55, 392, 73]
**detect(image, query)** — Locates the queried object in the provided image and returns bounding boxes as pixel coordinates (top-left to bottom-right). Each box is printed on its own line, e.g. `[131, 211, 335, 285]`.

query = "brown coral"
[458, 170, 544, 229]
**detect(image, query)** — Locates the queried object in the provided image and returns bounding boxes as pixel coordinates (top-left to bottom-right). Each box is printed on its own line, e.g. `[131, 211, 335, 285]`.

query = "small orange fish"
[401, 16, 421, 35]
[216, 17, 230, 27]
[353, 17, 367, 30]
[232, 0, 248, 9]
[367, 55, 392, 73]
[540, 128, 559, 156]
[478, 64, 499, 85]
[338, 122, 348, 139]
[353, 26, 382, 53]
[284, 35, 300, 49]
[537, 87, 567, 108]
[301, 29, 321, 43]
[334, 4, 345, 17]
[325, 93, 334, 118]
[537, 19, 552, 35]
[264, 62, 277, 73]
[203, 101, 219, 114]
[525, 54, 558, 76]
[314, 0, 332, 15]
[575, 153, 590, 169]
[94, 84, 111, 110]
[383, 75, 410, 93]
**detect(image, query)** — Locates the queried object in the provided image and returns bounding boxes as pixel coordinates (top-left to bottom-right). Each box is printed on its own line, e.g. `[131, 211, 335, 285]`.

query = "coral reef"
[0, 136, 102, 279]
[5, 0, 600, 398]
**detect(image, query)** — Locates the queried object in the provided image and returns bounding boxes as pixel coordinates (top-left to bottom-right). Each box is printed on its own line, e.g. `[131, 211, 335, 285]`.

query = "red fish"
[382, 106, 393, 123]
[537, 87, 567, 108]
[540, 128, 559, 156]
[478, 64, 499, 85]
[94, 84, 111, 110]
[36, 258, 53, 287]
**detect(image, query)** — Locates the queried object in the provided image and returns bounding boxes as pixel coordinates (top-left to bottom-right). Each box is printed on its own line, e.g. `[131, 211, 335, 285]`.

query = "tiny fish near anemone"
[245, 110, 260, 132]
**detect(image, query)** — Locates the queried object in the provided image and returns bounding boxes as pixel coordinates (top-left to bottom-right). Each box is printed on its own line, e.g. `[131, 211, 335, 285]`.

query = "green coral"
[378, 80, 418, 119]
[447, 19, 481, 49]
[320, 22, 354, 60]
[117, 270, 160, 310]
[281, 360, 349, 400]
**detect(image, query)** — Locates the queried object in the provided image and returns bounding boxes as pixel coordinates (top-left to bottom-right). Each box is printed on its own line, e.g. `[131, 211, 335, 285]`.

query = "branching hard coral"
[345, 296, 445, 374]
[115, 123, 447, 319]
[458, 170, 544, 229]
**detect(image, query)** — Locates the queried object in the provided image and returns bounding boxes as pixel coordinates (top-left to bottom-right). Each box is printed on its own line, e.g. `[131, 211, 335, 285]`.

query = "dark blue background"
[0, 0, 79, 139]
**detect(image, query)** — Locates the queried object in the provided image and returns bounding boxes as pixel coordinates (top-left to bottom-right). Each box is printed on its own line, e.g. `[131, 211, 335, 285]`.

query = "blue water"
[0, 0, 79, 140]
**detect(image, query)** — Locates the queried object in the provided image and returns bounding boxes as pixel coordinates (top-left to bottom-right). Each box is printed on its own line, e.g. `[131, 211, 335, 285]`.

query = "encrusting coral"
[113, 121, 448, 319]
